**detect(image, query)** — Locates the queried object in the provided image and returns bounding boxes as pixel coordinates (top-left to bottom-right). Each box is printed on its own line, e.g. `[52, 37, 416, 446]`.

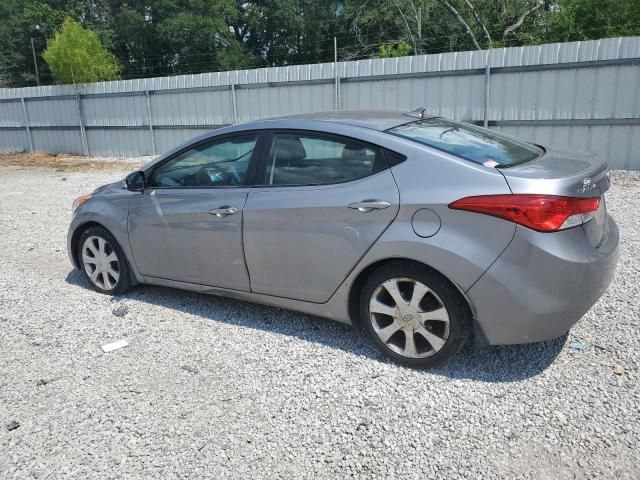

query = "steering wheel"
[227, 166, 243, 185]
[195, 164, 243, 186]
[194, 164, 225, 186]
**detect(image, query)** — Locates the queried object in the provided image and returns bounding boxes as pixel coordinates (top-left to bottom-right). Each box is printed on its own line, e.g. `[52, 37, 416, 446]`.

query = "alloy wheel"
[369, 277, 450, 358]
[82, 235, 120, 290]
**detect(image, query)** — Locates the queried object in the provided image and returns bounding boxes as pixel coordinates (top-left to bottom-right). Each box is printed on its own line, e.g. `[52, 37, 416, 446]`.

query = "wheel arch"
[70, 220, 140, 286]
[70, 221, 108, 268]
[347, 257, 476, 330]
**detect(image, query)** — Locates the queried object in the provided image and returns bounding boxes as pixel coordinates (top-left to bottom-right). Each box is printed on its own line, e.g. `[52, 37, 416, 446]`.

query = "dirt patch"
[0, 152, 146, 172]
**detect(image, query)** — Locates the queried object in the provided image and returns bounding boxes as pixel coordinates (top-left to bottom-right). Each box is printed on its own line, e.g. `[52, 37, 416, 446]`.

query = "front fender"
[67, 193, 144, 283]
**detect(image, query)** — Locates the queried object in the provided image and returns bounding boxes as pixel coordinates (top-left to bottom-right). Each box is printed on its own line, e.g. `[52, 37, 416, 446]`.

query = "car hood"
[92, 180, 125, 196]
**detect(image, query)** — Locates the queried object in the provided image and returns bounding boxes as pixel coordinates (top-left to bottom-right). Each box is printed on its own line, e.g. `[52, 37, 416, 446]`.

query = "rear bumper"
[467, 215, 619, 345]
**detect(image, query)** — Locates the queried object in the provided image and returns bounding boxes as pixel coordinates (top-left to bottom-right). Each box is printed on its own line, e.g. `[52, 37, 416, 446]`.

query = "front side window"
[388, 118, 542, 167]
[149, 135, 258, 188]
[263, 133, 385, 186]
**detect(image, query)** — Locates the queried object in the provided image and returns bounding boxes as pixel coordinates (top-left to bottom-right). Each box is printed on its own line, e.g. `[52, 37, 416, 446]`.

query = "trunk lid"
[498, 146, 610, 198]
[498, 146, 611, 247]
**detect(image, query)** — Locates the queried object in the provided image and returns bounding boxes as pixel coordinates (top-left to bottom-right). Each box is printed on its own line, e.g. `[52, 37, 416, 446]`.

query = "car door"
[243, 130, 400, 303]
[128, 132, 263, 290]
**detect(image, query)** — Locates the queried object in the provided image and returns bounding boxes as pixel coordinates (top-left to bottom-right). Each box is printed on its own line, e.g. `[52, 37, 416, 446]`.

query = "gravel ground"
[0, 157, 639, 479]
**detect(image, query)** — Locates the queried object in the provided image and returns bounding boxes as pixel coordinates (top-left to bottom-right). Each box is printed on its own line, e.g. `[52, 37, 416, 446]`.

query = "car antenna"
[405, 107, 426, 119]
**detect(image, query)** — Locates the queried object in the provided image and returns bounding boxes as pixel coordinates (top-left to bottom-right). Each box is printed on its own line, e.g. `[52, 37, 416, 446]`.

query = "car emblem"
[578, 177, 596, 194]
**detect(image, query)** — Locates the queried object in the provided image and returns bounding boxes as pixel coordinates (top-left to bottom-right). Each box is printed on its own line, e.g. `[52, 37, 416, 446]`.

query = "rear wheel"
[360, 262, 470, 368]
[78, 226, 132, 295]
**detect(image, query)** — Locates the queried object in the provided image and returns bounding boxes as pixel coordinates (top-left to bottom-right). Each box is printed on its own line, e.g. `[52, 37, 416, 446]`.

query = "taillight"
[449, 194, 600, 232]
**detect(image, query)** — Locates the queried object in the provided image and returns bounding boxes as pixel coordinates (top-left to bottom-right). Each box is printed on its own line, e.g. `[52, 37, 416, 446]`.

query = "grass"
[0, 152, 146, 172]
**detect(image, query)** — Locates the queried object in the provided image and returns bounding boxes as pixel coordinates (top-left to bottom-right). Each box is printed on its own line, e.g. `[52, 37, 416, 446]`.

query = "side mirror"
[125, 171, 146, 192]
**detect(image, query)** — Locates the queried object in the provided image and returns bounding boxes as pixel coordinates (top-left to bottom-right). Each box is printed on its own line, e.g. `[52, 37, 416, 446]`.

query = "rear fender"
[328, 149, 517, 323]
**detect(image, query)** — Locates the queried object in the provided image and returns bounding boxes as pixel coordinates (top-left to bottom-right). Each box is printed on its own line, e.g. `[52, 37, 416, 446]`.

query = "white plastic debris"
[101, 339, 129, 353]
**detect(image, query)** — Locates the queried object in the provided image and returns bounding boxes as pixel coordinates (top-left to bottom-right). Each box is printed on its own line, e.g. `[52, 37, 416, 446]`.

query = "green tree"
[2, 0, 640, 87]
[378, 41, 413, 57]
[0, 0, 66, 86]
[541, 0, 640, 43]
[43, 17, 121, 84]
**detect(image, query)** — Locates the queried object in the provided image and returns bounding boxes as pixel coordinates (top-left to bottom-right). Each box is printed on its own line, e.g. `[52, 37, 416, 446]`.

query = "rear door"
[243, 130, 400, 303]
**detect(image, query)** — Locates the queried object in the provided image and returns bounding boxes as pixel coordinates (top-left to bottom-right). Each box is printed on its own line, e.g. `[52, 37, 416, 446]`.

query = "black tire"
[77, 226, 133, 295]
[359, 261, 471, 369]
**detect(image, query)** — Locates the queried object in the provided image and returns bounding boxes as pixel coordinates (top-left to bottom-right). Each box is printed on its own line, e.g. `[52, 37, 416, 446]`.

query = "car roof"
[245, 110, 430, 131]
[143, 110, 435, 172]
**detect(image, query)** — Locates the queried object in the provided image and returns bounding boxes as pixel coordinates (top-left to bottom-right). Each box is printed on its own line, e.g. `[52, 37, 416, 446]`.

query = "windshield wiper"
[439, 127, 458, 139]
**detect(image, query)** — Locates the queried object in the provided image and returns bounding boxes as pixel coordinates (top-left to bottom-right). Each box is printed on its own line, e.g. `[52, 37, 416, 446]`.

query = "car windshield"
[388, 118, 542, 167]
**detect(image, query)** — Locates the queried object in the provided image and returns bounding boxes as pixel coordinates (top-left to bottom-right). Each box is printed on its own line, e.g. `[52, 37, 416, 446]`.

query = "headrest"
[274, 136, 307, 163]
[342, 144, 368, 163]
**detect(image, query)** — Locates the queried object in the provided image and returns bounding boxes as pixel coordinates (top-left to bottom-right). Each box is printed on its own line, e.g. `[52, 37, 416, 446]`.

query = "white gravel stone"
[0, 162, 638, 479]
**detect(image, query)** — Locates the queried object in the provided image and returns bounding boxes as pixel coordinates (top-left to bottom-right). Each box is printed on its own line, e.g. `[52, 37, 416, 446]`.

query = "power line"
[109, 27, 476, 65]
[0, 27, 478, 82]
[0, 30, 482, 87]
[114, 36, 478, 82]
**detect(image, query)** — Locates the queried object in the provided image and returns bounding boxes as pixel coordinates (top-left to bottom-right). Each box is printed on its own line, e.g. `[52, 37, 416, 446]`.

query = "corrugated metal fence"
[1, 37, 639, 169]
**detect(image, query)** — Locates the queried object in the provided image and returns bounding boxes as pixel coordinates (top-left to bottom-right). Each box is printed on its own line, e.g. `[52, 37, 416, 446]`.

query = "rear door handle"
[348, 199, 392, 212]
[209, 206, 239, 217]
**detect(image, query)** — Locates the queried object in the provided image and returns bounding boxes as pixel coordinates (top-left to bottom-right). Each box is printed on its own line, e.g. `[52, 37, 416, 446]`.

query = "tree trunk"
[464, 0, 493, 48]
[437, 0, 482, 50]
[502, 0, 544, 42]
[392, 0, 420, 55]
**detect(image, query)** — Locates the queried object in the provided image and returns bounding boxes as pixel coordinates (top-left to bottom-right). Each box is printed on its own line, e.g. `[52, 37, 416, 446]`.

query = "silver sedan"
[68, 110, 619, 368]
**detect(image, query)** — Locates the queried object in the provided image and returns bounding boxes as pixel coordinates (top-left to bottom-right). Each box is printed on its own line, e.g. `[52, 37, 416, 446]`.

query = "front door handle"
[209, 206, 239, 217]
[348, 199, 392, 212]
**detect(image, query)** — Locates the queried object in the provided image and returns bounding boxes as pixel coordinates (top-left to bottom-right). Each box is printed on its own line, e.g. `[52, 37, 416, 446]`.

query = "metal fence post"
[74, 92, 89, 155]
[145, 90, 156, 155]
[483, 63, 491, 128]
[335, 71, 341, 110]
[20, 97, 34, 153]
[230, 84, 238, 124]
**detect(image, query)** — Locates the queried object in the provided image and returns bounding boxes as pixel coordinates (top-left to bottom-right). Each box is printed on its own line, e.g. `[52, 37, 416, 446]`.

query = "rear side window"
[388, 118, 542, 167]
[262, 132, 387, 186]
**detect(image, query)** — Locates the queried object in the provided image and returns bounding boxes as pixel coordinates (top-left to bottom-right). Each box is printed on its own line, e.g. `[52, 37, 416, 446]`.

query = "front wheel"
[78, 226, 132, 295]
[360, 262, 471, 368]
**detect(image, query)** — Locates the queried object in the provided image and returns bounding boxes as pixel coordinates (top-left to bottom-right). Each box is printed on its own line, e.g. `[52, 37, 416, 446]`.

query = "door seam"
[240, 190, 253, 293]
[464, 225, 517, 294]
[321, 168, 402, 303]
[125, 196, 145, 280]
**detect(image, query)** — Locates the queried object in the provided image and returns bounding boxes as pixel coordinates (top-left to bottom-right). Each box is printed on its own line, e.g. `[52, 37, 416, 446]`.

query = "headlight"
[72, 194, 92, 213]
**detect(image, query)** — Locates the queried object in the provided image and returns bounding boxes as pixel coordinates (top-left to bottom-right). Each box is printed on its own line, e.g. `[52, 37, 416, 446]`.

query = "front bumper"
[67, 219, 79, 269]
[467, 215, 619, 345]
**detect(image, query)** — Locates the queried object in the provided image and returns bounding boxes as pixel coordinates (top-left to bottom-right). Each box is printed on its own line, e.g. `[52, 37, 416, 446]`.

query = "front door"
[243, 131, 400, 303]
[128, 133, 261, 290]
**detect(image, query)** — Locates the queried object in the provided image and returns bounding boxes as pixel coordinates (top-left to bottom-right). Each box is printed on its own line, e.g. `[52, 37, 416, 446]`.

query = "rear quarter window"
[388, 118, 542, 167]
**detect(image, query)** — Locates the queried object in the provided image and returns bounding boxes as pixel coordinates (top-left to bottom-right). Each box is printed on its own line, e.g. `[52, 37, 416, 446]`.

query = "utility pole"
[418, 7, 422, 54]
[334, 36, 340, 110]
[30, 37, 40, 86]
